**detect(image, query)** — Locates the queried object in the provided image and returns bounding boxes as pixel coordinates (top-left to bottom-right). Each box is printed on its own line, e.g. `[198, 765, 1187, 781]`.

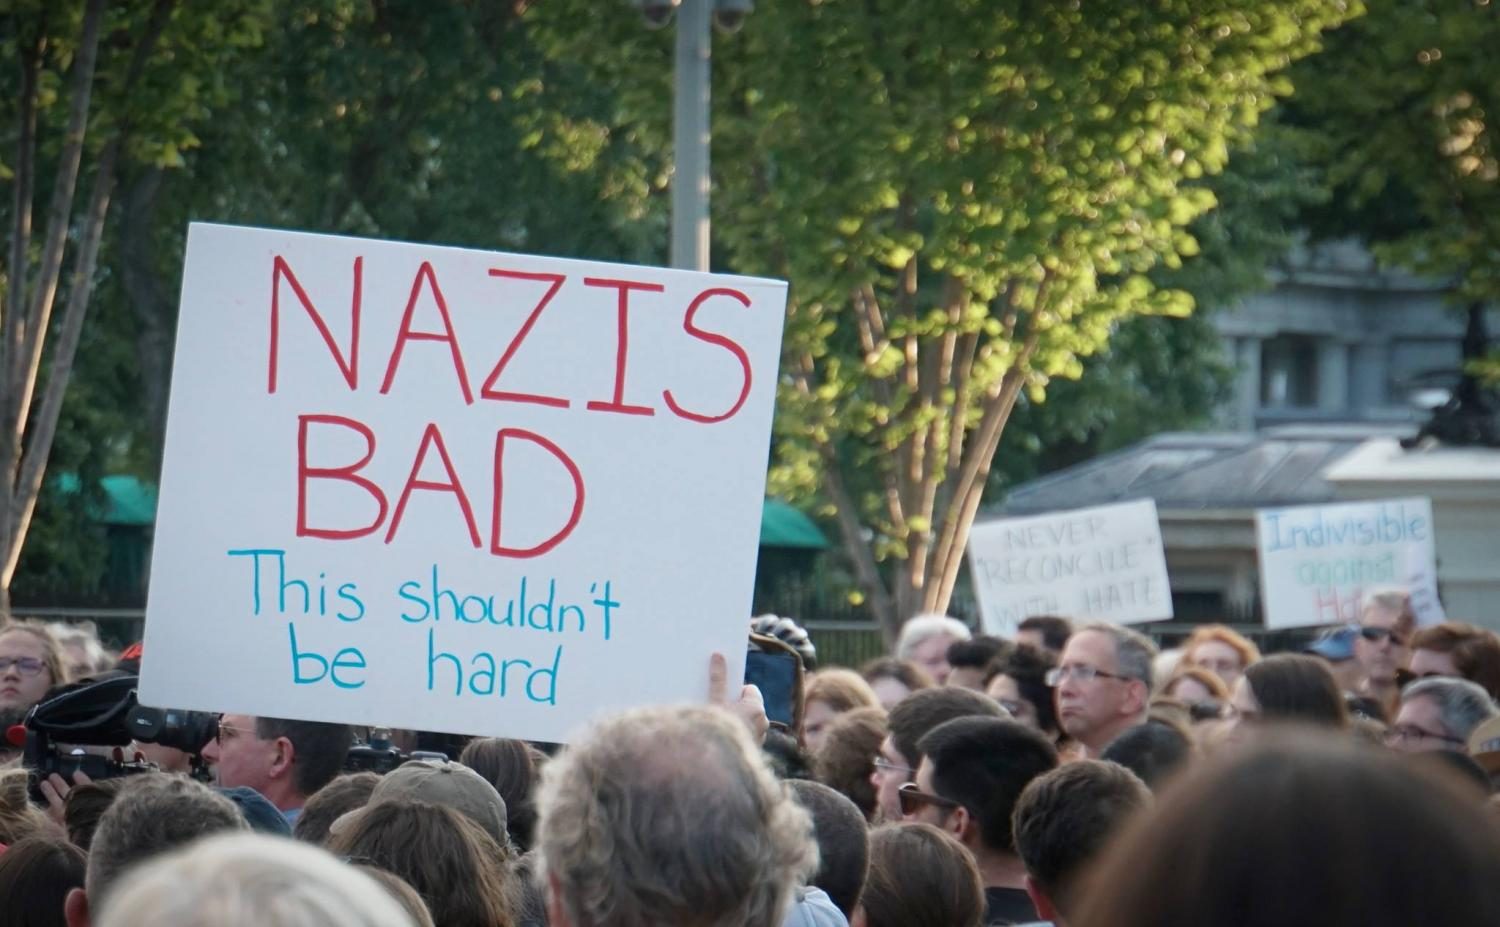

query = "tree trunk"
[119, 167, 176, 455]
[0, 0, 107, 623]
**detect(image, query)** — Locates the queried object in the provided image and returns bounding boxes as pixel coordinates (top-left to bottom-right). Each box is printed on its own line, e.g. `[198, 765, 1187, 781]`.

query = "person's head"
[1073, 733, 1500, 927]
[1012, 761, 1151, 924]
[457, 738, 540, 850]
[1410, 622, 1500, 701]
[64, 778, 127, 853]
[200, 715, 354, 812]
[291, 772, 380, 846]
[907, 717, 1058, 862]
[813, 706, 887, 820]
[1181, 625, 1260, 689]
[70, 773, 248, 926]
[0, 767, 55, 845]
[333, 760, 511, 853]
[787, 780, 870, 919]
[1161, 667, 1230, 709]
[1388, 676, 1499, 755]
[1053, 624, 1158, 755]
[802, 669, 881, 754]
[895, 614, 972, 685]
[985, 644, 1060, 737]
[94, 832, 417, 927]
[1017, 615, 1073, 657]
[0, 835, 86, 927]
[944, 636, 1009, 691]
[854, 823, 984, 927]
[859, 658, 934, 711]
[0, 623, 66, 725]
[326, 800, 513, 927]
[536, 705, 816, 927]
[875, 687, 1005, 823]
[49, 622, 111, 681]
[1099, 719, 1193, 792]
[1355, 588, 1416, 687]
[1231, 654, 1348, 734]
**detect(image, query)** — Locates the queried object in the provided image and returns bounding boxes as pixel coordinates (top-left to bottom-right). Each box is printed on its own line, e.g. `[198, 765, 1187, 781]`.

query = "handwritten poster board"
[139, 224, 787, 742]
[1255, 497, 1444, 630]
[966, 500, 1173, 636]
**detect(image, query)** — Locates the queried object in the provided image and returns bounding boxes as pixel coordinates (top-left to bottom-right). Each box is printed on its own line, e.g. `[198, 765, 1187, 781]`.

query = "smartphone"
[744, 649, 800, 729]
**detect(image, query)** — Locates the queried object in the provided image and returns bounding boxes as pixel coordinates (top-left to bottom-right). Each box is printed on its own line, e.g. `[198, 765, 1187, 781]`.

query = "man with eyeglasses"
[869, 686, 1005, 823]
[1353, 587, 1415, 719]
[900, 716, 1058, 926]
[1050, 623, 1157, 759]
[199, 714, 352, 823]
[1386, 676, 1498, 755]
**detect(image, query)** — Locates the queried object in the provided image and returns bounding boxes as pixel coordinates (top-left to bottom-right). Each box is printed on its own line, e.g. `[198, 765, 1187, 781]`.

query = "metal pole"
[671, 0, 711, 271]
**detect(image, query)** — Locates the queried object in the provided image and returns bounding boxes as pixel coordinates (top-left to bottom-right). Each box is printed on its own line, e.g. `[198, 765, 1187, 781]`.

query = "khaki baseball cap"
[1467, 714, 1500, 775]
[330, 759, 509, 849]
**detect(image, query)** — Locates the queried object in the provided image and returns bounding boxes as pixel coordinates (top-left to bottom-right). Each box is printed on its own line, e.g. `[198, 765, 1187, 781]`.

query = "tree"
[990, 120, 1323, 494]
[0, 0, 274, 619]
[534, 1, 1357, 639]
[1286, 0, 1500, 440]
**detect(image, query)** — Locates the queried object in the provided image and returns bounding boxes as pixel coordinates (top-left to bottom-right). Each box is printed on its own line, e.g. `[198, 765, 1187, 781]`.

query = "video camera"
[344, 727, 449, 774]
[20, 673, 220, 800]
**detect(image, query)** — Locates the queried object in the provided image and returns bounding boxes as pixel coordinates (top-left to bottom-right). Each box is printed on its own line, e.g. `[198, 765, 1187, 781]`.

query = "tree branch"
[928, 362, 1031, 613]
[12, 0, 106, 433]
[5, 139, 118, 586]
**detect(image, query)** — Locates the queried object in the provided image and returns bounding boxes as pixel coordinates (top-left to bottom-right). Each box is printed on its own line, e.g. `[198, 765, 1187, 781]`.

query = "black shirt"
[984, 886, 1040, 926]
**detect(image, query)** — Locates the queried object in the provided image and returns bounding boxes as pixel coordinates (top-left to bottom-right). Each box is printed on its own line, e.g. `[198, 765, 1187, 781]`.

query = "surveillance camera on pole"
[632, 0, 681, 29]
[712, 0, 753, 34]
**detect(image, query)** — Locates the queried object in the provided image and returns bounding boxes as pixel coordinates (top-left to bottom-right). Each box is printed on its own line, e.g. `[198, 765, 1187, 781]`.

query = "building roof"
[987, 425, 1413, 518]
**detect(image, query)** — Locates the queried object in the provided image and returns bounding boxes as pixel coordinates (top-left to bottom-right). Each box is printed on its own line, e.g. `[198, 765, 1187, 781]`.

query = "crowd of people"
[4, 593, 1500, 926]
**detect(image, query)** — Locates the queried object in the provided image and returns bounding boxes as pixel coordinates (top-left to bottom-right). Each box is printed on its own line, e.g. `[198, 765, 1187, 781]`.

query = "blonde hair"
[49, 620, 113, 675]
[96, 832, 417, 927]
[0, 622, 68, 688]
[805, 669, 881, 714]
[1362, 587, 1416, 636]
[0, 767, 56, 845]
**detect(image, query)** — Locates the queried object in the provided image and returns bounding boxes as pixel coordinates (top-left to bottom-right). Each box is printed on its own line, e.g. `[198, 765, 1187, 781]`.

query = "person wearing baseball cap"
[330, 759, 509, 852]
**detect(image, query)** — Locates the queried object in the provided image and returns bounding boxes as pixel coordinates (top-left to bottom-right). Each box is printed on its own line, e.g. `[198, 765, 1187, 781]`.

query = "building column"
[1317, 338, 1351, 414]
[1234, 336, 1262, 430]
[1350, 337, 1389, 412]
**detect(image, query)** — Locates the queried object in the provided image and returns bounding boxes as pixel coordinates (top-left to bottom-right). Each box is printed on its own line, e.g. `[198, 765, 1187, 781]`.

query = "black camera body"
[344, 728, 448, 774]
[21, 673, 219, 800]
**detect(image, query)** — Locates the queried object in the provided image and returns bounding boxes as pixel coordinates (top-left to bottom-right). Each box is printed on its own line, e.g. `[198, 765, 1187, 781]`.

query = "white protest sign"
[139, 223, 787, 743]
[1255, 497, 1444, 630]
[965, 499, 1173, 636]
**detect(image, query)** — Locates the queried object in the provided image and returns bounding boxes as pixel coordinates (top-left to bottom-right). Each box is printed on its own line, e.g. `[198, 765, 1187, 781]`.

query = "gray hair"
[1402, 676, 1499, 741]
[96, 832, 417, 927]
[895, 614, 972, 661]
[87, 775, 247, 906]
[1078, 623, 1160, 689]
[536, 705, 818, 927]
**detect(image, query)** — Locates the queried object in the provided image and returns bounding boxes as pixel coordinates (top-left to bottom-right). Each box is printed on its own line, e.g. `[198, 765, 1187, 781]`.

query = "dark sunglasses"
[898, 782, 962, 817]
[1357, 625, 1408, 647]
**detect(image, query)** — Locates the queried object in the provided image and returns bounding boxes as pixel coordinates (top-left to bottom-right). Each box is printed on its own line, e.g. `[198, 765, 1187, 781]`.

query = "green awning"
[760, 499, 827, 549]
[54, 474, 158, 526]
[100, 476, 158, 526]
